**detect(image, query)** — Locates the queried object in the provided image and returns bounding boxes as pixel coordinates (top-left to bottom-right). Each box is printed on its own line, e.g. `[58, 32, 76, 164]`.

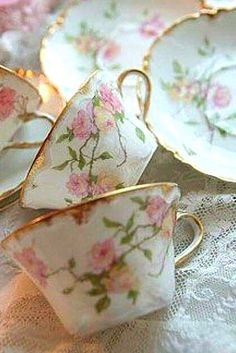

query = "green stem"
[116, 121, 127, 167]
[89, 132, 100, 179]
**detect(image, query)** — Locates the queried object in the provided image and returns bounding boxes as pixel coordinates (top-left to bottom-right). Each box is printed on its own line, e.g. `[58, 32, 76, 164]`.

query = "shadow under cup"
[1, 183, 203, 336]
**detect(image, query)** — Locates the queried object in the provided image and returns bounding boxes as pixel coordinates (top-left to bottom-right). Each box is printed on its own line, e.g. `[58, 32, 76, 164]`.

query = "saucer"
[0, 70, 64, 208]
[40, 0, 200, 100]
[202, 0, 236, 8]
[144, 8, 236, 182]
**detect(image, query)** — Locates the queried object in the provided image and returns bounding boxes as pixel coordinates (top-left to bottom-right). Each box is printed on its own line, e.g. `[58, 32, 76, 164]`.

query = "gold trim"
[4, 182, 179, 246]
[19, 70, 99, 207]
[117, 68, 151, 120]
[175, 212, 204, 266]
[40, 0, 79, 97]
[20, 68, 151, 207]
[0, 65, 43, 203]
[143, 7, 236, 183]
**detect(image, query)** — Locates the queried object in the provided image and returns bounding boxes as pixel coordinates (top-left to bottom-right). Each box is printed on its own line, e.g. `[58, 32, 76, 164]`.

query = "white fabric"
[0, 1, 236, 352]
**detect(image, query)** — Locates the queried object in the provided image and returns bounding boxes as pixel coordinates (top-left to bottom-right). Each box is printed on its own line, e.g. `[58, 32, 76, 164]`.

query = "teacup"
[2, 183, 203, 336]
[20, 69, 157, 209]
[0, 65, 54, 153]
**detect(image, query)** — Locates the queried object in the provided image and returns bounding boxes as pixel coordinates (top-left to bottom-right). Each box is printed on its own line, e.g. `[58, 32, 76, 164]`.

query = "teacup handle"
[117, 68, 151, 121]
[2, 111, 54, 151]
[175, 212, 204, 267]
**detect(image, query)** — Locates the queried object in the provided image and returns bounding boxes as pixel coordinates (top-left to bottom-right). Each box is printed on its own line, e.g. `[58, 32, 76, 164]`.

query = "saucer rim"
[143, 7, 236, 183]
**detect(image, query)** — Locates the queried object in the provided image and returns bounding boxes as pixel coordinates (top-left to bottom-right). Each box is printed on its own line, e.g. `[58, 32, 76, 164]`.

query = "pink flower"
[100, 40, 120, 61]
[161, 208, 176, 238]
[139, 14, 165, 38]
[98, 83, 122, 114]
[71, 100, 97, 141]
[66, 172, 90, 198]
[92, 173, 119, 195]
[211, 84, 231, 108]
[0, 87, 16, 121]
[0, 0, 55, 33]
[94, 104, 116, 131]
[102, 265, 138, 293]
[76, 35, 103, 55]
[90, 238, 117, 273]
[14, 247, 48, 287]
[146, 196, 170, 227]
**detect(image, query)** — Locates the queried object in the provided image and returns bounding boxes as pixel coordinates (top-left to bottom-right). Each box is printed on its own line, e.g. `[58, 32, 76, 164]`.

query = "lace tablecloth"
[0, 3, 236, 353]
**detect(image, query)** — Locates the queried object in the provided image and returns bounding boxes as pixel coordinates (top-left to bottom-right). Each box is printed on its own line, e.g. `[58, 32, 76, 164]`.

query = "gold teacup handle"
[2, 111, 54, 151]
[117, 68, 151, 121]
[175, 212, 204, 267]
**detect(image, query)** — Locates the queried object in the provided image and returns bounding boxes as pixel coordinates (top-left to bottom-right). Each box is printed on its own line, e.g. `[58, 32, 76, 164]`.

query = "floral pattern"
[39, 192, 176, 313]
[0, 86, 17, 121]
[53, 82, 146, 204]
[139, 13, 165, 38]
[14, 247, 48, 287]
[161, 37, 236, 142]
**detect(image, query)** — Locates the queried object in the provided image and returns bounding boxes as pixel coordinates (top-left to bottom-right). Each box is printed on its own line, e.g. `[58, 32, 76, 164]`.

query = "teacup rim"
[3, 182, 179, 247]
[0, 65, 43, 203]
[143, 7, 236, 183]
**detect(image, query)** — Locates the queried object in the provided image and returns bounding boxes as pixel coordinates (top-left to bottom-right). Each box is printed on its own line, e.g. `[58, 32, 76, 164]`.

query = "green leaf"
[127, 290, 139, 304]
[68, 146, 77, 160]
[103, 217, 122, 228]
[83, 273, 101, 286]
[63, 287, 74, 295]
[143, 249, 152, 262]
[68, 129, 74, 142]
[160, 79, 171, 91]
[110, 64, 121, 70]
[217, 127, 227, 137]
[126, 213, 134, 232]
[225, 113, 236, 121]
[90, 175, 97, 183]
[65, 34, 74, 43]
[78, 155, 86, 170]
[115, 183, 124, 190]
[173, 60, 182, 74]
[65, 198, 73, 204]
[99, 152, 113, 160]
[96, 295, 111, 313]
[56, 134, 69, 143]
[130, 196, 145, 207]
[135, 127, 145, 143]
[93, 96, 100, 106]
[88, 287, 106, 296]
[115, 112, 125, 123]
[68, 258, 76, 269]
[53, 160, 70, 171]
[121, 233, 133, 244]
[198, 48, 207, 57]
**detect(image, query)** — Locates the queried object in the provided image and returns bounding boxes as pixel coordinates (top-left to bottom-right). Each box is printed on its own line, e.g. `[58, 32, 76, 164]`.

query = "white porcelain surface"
[40, 0, 200, 100]
[146, 9, 236, 182]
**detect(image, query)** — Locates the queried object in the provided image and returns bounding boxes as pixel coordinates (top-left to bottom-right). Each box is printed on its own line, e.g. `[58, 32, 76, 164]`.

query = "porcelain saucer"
[40, 0, 200, 100]
[144, 8, 236, 182]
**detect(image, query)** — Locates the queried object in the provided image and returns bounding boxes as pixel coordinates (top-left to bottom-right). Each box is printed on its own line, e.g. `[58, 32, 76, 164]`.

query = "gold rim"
[19, 70, 100, 207]
[0, 65, 43, 203]
[3, 182, 179, 246]
[143, 7, 236, 183]
[175, 212, 204, 267]
[40, 0, 78, 97]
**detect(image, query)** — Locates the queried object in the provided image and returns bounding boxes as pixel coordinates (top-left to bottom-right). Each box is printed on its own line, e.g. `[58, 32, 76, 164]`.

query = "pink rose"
[102, 265, 138, 293]
[76, 34, 103, 55]
[14, 247, 48, 287]
[146, 195, 170, 227]
[71, 100, 97, 141]
[0, 87, 16, 121]
[66, 172, 90, 198]
[211, 84, 231, 108]
[98, 83, 122, 114]
[100, 40, 120, 61]
[90, 238, 117, 273]
[92, 173, 119, 195]
[139, 14, 165, 38]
